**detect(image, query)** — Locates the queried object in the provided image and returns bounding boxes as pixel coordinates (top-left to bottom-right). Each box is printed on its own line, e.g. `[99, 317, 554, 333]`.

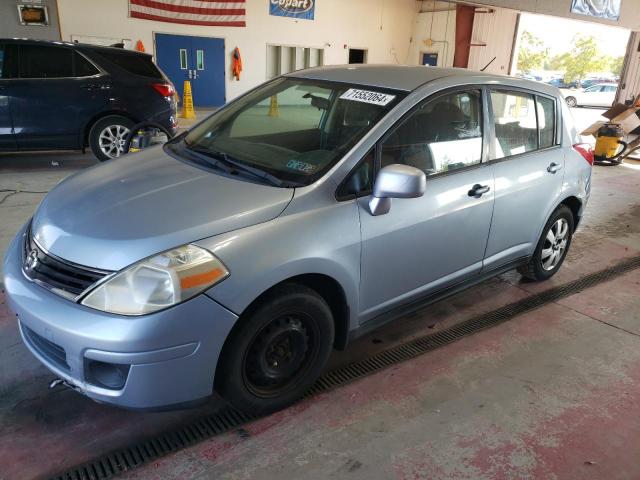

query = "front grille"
[23, 229, 110, 299]
[22, 323, 70, 371]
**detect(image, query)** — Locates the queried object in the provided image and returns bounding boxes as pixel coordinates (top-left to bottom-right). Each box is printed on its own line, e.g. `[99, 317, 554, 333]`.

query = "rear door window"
[490, 91, 537, 159]
[536, 96, 556, 149]
[19, 45, 74, 78]
[95, 51, 163, 78]
[74, 52, 99, 77]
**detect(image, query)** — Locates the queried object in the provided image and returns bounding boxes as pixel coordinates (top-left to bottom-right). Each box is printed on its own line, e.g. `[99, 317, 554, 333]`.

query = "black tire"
[565, 96, 577, 108]
[216, 284, 334, 415]
[89, 115, 135, 161]
[518, 205, 574, 281]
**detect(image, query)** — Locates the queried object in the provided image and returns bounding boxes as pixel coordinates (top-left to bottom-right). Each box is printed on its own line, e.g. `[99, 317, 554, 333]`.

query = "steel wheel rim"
[98, 124, 130, 158]
[242, 312, 320, 398]
[541, 218, 569, 271]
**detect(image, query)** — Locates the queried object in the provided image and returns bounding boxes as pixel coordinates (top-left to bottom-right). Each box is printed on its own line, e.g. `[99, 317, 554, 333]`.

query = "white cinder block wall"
[56, 0, 419, 101]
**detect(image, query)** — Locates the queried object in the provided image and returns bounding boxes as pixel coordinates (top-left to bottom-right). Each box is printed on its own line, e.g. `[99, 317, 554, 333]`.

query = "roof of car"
[0, 38, 150, 56]
[288, 64, 548, 93]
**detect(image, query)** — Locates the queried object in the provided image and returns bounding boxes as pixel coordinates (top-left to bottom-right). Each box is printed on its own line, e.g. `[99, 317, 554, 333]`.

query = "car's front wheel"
[216, 284, 334, 415]
[89, 115, 134, 161]
[518, 205, 574, 281]
[565, 96, 578, 107]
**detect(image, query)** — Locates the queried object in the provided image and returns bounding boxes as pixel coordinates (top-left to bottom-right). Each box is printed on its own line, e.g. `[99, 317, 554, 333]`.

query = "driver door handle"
[468, 184, 490, 197]
[547, 162, 563, 174]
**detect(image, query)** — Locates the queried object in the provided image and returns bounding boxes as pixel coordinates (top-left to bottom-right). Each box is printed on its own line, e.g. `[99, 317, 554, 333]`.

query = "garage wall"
[407, 9, 457, 67]
[0, 0, 61, 40]
[467, 8, 518, 75]
[408, 4, 518, 74]
[56, 0, 418, 101]
[460, 0, 640, 30]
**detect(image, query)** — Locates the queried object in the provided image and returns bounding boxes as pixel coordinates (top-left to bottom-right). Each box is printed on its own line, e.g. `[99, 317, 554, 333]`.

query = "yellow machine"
[594, 123, 627, 165]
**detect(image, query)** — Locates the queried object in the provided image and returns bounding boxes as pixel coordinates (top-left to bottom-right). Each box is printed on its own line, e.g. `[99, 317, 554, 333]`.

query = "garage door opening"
[512, 12, 629, 132]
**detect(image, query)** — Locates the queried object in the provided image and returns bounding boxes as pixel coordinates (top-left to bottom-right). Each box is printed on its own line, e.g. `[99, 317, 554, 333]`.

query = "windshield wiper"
[186, 145, 292, 188]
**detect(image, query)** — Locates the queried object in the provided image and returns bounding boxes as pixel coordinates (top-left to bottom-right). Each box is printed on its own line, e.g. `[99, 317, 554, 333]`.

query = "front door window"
[381, 90, 483, 176]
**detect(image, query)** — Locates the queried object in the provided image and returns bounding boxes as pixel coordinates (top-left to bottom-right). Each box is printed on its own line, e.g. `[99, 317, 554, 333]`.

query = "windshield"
[182, 77, 405, 186]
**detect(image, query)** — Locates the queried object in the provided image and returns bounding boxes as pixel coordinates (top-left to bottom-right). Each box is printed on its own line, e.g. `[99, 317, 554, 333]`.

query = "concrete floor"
[2, 108, 640, 479]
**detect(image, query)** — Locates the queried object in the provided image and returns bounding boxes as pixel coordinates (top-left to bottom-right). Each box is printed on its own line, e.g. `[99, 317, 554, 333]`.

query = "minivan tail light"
[151, 82, 175, 98]
[573, 143, 594, 166]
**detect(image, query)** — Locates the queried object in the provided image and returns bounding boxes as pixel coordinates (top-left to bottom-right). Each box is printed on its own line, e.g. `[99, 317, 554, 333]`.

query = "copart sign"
[269, 0, 315, 20]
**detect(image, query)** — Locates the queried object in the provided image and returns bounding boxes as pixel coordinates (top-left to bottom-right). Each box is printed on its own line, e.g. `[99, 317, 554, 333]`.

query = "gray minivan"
[3, 65, 593, 414]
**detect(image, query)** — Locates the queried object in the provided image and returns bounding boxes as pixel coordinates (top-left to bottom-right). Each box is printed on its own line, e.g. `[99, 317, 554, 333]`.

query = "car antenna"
[480, 56, 497, 72]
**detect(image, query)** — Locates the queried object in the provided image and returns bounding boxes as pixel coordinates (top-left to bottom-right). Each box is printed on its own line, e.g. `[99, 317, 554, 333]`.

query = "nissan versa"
[3, 65, 593, 414]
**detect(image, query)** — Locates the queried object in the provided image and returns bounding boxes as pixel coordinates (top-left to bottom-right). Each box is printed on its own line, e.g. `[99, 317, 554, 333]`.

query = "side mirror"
[369, 164, 426, 216]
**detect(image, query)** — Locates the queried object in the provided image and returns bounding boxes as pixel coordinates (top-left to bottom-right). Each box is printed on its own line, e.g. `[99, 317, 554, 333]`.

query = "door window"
[536, 96, 556, 149]
[337, 149, 375, 198]
[490, 91, 537, 158]
[0, 45, 18, 79]
[179, 49, 188, 70]
[196, 50, 204, 70]
[381, 90, 483, 176]
[19, 45, 74, 78]
[74, 52, 99, 77]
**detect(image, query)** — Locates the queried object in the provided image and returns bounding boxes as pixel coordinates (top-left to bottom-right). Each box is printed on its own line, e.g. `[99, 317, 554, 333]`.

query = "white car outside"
[564, 84, 618, 108]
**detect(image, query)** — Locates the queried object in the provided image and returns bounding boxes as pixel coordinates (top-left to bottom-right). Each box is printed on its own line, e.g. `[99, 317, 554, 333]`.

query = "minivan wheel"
[565, 96, 577, 107]
[216, 284, 334, 415]
[89, 115, 134, 161]
[518, 205, 574, 281]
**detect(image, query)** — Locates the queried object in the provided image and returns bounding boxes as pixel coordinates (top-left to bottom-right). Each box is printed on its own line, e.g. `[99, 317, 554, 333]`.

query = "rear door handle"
[547, 162, 563, 173]
[468, 184, 490, 197]
[82, 83, 110, 91]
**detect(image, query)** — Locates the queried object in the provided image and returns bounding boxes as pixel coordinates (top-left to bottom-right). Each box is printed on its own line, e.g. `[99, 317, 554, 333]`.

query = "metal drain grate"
[50, 255, 640, 480]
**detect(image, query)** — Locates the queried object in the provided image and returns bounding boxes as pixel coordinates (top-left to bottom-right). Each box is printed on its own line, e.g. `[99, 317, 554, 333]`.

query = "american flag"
[129, 0, 246, 27]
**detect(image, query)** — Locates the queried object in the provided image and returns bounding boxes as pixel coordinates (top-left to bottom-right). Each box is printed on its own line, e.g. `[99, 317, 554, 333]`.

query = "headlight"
[81, 244, 229, 315]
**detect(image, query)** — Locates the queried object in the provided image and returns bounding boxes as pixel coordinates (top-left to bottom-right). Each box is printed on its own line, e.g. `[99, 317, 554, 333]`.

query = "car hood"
[31, 146, 294, 271]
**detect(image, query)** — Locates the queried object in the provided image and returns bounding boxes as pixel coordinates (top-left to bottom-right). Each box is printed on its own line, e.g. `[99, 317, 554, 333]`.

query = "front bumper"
[2, 224, 238, 409]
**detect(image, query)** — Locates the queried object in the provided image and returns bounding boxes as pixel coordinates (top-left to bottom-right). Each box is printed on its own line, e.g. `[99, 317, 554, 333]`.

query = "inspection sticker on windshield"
[340, 89, 395, 106]
[287, 159, 316, 173]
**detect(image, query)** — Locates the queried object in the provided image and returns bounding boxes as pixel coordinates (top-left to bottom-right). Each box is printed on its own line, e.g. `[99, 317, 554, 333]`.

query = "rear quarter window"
[93, 50, 163, 78]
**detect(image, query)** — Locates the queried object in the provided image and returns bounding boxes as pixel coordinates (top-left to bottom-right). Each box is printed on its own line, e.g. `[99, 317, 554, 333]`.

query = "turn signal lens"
[81, 245, 229, 316]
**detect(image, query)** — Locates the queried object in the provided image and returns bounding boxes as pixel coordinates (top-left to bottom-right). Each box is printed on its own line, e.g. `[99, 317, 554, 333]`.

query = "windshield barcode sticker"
[340, 89, 396, 106]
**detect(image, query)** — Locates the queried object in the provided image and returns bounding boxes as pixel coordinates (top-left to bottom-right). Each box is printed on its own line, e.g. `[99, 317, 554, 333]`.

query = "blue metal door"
[190, 36, 225, 106]
[155, 33, 225, 107]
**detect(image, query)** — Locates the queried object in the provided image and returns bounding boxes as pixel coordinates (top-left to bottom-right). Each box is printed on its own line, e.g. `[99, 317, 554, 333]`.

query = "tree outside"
[516, 31, 624, 83]
[517, 31, 549, 74]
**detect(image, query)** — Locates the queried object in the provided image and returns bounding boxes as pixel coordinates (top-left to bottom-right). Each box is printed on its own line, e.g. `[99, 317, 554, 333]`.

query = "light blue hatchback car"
[3, 65, 593, 414]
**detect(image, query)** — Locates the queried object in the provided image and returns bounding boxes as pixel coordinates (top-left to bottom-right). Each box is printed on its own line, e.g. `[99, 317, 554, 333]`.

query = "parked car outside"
[3, 65, 593, 414]
[581, 78, 617, 89]
[564, 83, 618, 107]
[0, 39, 177, 161]
[546, 78, 579, 89]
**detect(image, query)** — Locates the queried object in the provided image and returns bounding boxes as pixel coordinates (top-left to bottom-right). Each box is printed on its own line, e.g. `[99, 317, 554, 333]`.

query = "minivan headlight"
[81, 244, 229, 315]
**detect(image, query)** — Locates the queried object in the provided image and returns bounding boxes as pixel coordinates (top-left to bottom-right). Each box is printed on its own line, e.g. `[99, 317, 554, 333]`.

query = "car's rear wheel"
[518, 205, 574, 281]
[216, 284, 334, 415]
[565, 96, 577, 107]
[89, 115, 134, 161]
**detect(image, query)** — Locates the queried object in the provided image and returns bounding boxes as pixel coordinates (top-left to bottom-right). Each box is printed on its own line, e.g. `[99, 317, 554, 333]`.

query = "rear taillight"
[573, 143, 594, 166]
[151, 82, 175, 98]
